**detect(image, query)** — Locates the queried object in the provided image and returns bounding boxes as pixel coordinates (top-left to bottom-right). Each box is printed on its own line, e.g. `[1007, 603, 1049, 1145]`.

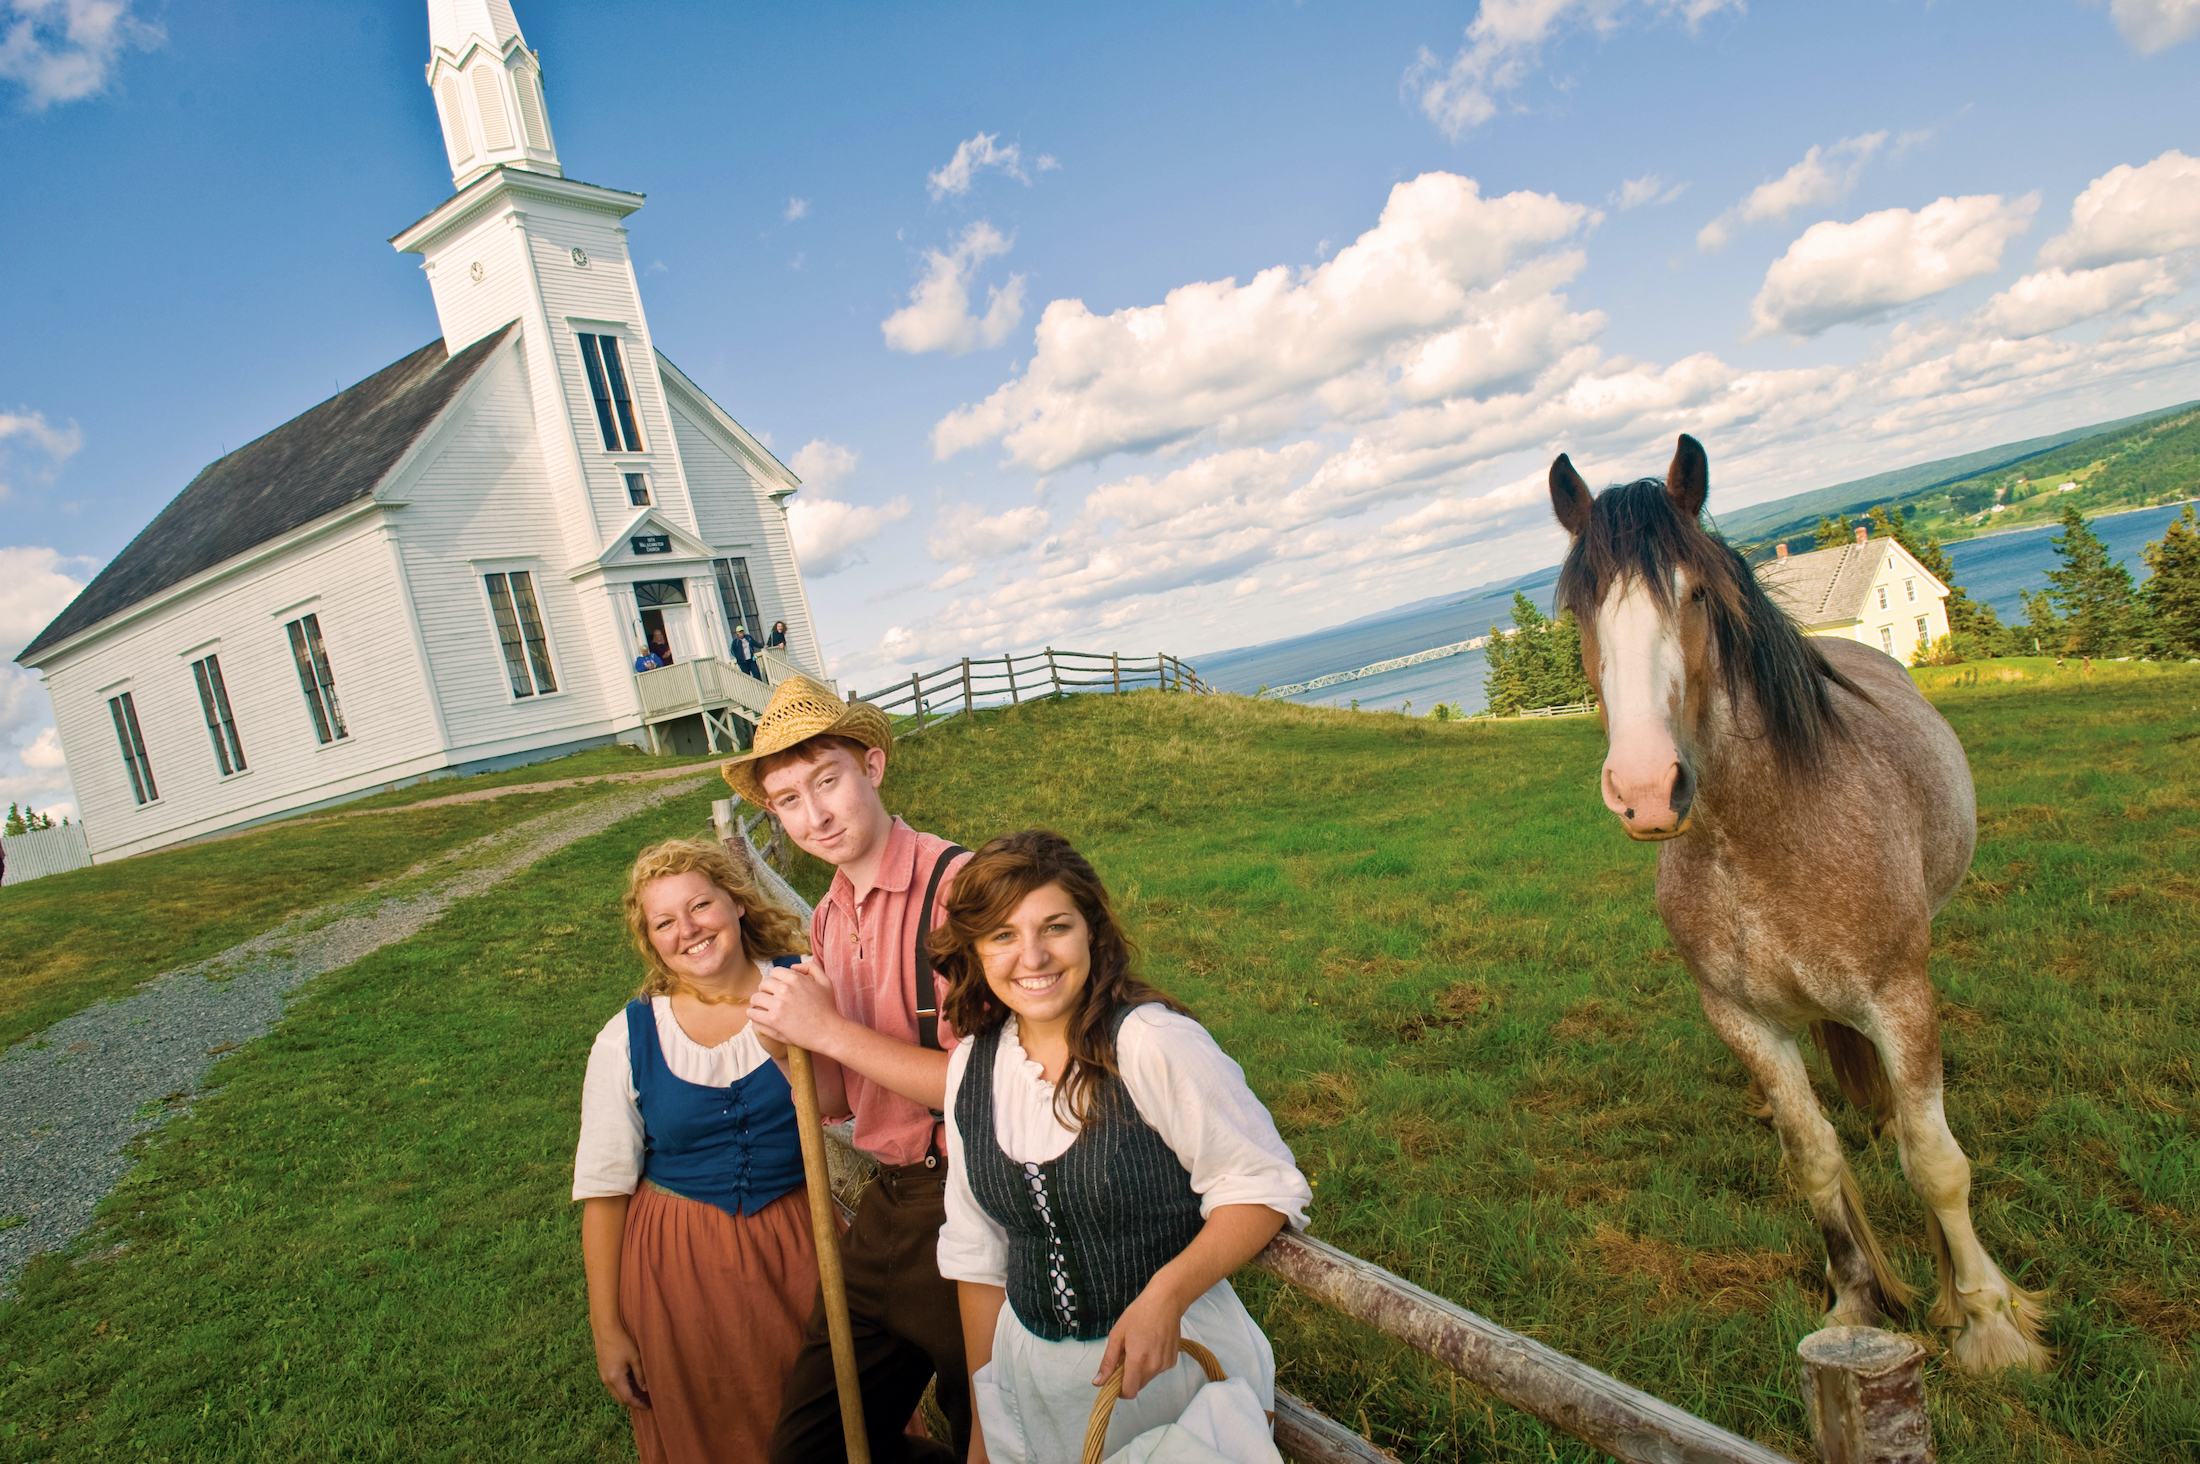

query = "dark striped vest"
[957, 1005, 1206, 1342]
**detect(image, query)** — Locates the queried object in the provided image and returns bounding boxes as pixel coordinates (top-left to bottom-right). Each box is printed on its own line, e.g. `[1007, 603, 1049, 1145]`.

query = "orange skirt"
[618, 1182, 819, 1464]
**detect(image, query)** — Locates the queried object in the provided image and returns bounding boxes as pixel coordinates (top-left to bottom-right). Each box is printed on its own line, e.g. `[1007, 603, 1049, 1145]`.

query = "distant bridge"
[1261, 632, 1506, 699]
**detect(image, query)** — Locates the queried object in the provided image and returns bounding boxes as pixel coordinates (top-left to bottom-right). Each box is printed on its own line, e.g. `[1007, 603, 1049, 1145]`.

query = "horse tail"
[1813, 1020, 1894, 1131]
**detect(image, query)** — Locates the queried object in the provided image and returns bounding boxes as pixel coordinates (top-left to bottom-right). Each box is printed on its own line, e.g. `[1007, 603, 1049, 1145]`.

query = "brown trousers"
[768, 1159, 969, 1464]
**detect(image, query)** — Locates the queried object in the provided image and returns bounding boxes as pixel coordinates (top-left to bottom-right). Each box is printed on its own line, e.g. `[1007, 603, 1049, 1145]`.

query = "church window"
[284, 614, 348, 744]
[514, 68, 550, 150]
[470, 64, 512, 151]
[713, 557, 764, 641]
[439, 78, 473, 165]
[626, 472, 651, 506]
[579, 333, 645, 452]
[484, 571, 558, 698]
[108, 691, 157, 805]
[191, 654, 246, 776]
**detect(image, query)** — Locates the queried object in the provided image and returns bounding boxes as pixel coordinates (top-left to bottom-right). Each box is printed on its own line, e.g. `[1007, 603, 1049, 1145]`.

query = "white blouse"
[571, 984, 778, 1202]
[938, 1004, 1311, 1290]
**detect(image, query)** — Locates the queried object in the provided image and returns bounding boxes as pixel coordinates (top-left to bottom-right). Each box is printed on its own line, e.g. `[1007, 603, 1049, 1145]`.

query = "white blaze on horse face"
[1595, 576, 1690, 838]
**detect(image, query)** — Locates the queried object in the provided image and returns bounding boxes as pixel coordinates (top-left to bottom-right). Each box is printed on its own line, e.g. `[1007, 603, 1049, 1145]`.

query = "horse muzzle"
[1602, 755, 1696, 841]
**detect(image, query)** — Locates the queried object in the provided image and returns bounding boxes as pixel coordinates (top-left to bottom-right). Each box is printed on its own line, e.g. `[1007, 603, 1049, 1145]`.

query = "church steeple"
[426, 0, 560, 189]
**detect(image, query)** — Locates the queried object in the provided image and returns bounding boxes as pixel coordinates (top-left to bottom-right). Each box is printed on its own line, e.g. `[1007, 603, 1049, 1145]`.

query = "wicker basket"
[1080, 1337, 1228, 1464]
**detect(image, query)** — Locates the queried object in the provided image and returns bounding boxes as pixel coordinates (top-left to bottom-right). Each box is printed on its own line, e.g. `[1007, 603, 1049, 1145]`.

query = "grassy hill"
[1727, 402, 2200, 554]
[4, 671, 2197, 1461]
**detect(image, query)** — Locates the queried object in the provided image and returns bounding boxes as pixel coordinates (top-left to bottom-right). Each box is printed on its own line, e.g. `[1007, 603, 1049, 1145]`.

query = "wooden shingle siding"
[385, 345, 628, 760]
[40, 518, 446, 861]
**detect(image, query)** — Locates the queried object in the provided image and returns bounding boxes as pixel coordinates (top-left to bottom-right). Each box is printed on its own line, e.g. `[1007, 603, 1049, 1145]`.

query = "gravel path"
[0, 774, 711, 1296]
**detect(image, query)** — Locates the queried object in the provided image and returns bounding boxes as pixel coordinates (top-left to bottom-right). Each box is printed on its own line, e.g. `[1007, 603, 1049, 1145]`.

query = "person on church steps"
[933, 830, 1311, 1463]
[734, 676, 973, 1463]
[573, 837, 829, 1464]
[732, 624, 762, 680]
[768, 620, 791, 651]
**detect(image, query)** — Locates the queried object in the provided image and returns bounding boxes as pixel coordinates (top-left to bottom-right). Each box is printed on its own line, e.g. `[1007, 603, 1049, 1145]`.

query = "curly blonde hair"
[622, 837, 808, 999]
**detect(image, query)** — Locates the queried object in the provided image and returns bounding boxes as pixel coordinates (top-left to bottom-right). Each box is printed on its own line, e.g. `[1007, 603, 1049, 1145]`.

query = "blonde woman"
[573, 837, 845, 1463]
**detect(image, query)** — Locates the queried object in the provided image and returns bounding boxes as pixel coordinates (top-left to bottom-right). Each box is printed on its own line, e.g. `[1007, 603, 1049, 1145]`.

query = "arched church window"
[514, 67, 550, 151]
[471, 64, 513, 151]
[438, 78, 473, 165]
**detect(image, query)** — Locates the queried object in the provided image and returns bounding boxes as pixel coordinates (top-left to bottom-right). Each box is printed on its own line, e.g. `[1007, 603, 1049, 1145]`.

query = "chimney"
[1855, 525, 1869, 544]
[1774, 542, 1789, 560]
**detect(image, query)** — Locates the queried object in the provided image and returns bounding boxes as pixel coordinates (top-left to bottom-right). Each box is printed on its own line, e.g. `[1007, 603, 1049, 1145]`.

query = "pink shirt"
[812, 817, 971, 1166]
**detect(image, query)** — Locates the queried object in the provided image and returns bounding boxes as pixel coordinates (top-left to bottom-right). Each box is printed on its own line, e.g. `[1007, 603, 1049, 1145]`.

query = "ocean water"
[1191, 499, 2193, 716]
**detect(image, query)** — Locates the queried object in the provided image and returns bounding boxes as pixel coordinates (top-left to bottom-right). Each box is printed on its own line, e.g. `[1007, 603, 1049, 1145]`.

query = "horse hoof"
[1949, 1306, 2053, 1374]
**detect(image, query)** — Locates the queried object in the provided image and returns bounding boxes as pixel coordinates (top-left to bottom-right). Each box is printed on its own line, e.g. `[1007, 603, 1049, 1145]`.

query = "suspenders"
[913, 844, 969, 1130]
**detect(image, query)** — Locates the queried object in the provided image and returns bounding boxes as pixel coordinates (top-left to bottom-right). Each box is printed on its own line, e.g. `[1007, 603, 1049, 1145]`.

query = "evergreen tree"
[1812, 514, 1856, 550]
[1482, 593, 1591, 714]
[3, 802, 20, 837]
[2142, 503, 2200, 656]
[2041, 504, 2144, 655]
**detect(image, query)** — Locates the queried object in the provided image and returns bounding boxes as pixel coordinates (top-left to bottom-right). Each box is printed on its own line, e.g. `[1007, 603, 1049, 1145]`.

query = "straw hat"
[720, 674, 893, 806]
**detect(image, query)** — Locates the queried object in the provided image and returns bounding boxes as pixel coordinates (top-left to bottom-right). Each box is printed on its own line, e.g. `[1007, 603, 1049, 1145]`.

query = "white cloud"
[0, 0, 162, 110]
[2090, 0, 2200, 54]
[1036, 154, 1060, 173]
[881, 221, 1027, 356]
[933, 173, 1600, 471]
[1406, 0, 1742, 139]
[924, 502, 1049, 562]
[927, 132, 1030, 199]
[1613, 173, 1685, 210]
[1973, 261, 2182, 338]
[1, 544, 95, 824]
[784, 196, 810, 222]
[813, 156, 2200, 681]
[0, 405, 83, 500]
[783, 441, 913, 577]
[1698, 132, 1887, 252]
[2038, 149, 2200, 269]
[1748, 193, 2038, 340]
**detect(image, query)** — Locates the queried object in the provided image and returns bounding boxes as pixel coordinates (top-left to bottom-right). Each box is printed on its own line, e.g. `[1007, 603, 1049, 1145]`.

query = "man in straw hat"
[737, 676, 972, 1463]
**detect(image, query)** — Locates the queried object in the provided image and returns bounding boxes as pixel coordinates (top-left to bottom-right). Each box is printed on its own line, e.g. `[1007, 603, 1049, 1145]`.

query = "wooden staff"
[785, 1044, 870, 1464]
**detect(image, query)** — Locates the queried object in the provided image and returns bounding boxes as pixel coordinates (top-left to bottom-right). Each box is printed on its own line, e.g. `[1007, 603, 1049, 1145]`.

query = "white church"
[16, 0, 822, 863]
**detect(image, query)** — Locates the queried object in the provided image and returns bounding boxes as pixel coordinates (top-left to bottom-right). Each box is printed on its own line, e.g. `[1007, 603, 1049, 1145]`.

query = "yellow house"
[1757, 526, 1951, 660]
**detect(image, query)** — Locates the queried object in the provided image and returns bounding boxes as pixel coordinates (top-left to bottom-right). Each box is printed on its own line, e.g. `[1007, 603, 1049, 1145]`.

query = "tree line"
[1482, 499, 2200, 714]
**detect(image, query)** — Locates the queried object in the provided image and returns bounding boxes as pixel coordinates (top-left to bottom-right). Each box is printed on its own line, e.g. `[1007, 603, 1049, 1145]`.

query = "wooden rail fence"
[711, 796, 1928, 1462]
[857, 647, 1215, 732]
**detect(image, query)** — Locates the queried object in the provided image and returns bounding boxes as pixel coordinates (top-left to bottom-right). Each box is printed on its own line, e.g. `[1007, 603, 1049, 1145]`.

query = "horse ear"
[1549, 453, 1593, 537]
[1666, 434, 1708, 518]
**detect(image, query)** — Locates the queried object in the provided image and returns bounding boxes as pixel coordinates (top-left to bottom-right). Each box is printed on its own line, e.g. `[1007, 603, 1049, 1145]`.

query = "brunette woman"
[573, 837, 844, 1462]
[934, 830, 1310, 1462]
[767, 620, 790, 650]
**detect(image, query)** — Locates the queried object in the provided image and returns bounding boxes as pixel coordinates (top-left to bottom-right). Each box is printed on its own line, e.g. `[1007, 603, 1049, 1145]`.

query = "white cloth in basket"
[971, 1288, 1276, 1464]
[1103, 1375, 1284, 1464]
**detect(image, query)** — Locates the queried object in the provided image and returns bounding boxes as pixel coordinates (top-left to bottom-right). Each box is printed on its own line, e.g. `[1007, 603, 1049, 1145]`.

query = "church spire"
[425, 0, 561, 190]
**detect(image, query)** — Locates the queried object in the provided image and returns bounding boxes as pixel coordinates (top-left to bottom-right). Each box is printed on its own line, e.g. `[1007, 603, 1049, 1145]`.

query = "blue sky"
[4, 0, 2198, 818]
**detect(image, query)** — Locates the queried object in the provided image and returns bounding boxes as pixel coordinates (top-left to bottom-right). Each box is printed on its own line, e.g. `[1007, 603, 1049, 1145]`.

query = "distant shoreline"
[1929, 495, 2198, 547]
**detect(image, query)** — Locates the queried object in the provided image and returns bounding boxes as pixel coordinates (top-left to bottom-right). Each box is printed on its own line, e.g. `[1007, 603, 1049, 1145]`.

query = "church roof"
[18, 325, 514, 663]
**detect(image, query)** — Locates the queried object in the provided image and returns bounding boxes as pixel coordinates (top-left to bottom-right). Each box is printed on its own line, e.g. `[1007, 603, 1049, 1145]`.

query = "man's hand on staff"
[751, 958, 849, 1113]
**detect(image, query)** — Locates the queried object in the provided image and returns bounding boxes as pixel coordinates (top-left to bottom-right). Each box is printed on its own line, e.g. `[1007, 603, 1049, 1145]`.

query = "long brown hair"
[933, 829, 1188, 1127]
[1555, 477, 1862, 778]
[622, 837, 808, 999]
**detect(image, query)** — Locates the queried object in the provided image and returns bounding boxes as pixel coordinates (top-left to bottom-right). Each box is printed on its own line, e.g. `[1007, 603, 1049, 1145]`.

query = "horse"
[1545, 433, 2050, 1374]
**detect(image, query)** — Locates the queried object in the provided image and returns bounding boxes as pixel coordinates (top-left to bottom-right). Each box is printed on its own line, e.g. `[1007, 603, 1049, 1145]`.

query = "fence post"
[1158, 651, 1168, 691]
[961, 657, 974, 716]
[910, 673, 926, 731]
[1005, 654, 1019, 704]
[1046, 647, 1061, 697]
[1112, 652, 1121, 694]
[1797, 1328, 1931, 1464]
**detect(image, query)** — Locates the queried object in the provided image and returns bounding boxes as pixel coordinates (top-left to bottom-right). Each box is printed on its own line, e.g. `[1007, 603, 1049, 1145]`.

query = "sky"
[4, 0, 2199, 821]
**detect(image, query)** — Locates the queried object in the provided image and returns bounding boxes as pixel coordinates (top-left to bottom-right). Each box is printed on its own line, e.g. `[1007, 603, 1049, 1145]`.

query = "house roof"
[18, 326, 514, 664]
[1759, 538, 1898, 626]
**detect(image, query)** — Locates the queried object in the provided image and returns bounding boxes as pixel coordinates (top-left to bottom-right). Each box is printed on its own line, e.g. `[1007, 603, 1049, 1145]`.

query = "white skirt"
[972, 1278, 1276, 1464]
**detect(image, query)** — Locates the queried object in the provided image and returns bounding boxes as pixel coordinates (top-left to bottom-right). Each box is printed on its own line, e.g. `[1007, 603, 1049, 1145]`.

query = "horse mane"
[1554, 479, 1865, 778]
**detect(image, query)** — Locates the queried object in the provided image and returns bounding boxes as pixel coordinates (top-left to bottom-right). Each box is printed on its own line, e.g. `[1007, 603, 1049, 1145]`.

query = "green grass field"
[0, 783, 609, 1049]
[2, 666, 2195, 1461]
